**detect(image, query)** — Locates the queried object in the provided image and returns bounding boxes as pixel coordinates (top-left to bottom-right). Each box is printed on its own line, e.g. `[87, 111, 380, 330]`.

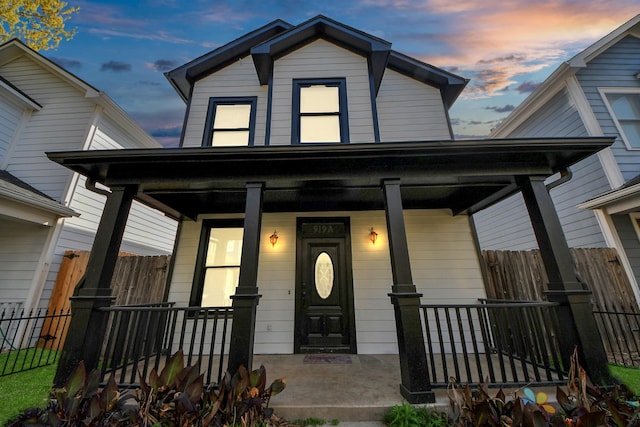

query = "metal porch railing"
[420, 300, 565, 388]
[99, 304, 233, 387]
[0, 305, 71, 376]
[593, 303, 640, 367]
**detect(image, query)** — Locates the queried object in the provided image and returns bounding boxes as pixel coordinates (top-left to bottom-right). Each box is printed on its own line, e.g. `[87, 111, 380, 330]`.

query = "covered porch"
[47, 137, 613, 403]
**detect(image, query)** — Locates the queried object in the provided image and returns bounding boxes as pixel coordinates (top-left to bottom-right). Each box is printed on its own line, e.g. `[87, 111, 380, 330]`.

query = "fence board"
[482, 248, 640, 366]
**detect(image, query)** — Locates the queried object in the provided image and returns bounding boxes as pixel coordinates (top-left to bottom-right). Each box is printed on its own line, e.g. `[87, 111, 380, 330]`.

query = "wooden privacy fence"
[482, 248, 640, 366]
[42, 250, 172, 350]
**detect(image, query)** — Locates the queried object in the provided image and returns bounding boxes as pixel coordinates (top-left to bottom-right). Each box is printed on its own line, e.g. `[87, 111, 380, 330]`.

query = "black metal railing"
[99, 304, 233, 387]
[593, 304, 640, 367]
[0, 305, 71, 376]
[420, 300, 564, 388]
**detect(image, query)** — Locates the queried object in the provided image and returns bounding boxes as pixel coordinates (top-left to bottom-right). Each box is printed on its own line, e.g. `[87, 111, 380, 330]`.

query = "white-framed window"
[190, 219, 244, 307]
[292, 78, 349, 144]
[202, 97, 257, 147]
[600, 88, 640, 150]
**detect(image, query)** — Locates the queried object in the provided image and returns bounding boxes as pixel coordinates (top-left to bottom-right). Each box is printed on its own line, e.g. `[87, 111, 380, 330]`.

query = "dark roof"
[165, 15, 468, 105]
[47, 137, 613, 220]
[165, 20, 293, 101]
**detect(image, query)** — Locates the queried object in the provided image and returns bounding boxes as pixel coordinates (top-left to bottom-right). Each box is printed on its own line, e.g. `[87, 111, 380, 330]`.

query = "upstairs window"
[602, 90, 640, 149]
[190, 220, 243, 307]
[292, 79, 349, 144]
[202, 97, 257, 147]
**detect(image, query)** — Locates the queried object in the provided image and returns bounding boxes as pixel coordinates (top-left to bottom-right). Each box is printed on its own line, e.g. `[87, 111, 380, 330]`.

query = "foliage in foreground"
[7, 350, 286, 426]
[0, 0, 79, 50]
[447, 348, 640, 426]
[384, 403, 450, 426]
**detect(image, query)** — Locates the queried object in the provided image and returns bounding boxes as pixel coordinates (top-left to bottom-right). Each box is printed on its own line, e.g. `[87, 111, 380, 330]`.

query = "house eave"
[578, 182, 640, 214]
[47, 137, 613, 219]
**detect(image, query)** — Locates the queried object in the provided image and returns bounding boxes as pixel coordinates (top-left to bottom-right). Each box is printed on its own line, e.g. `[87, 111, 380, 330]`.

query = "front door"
[295, 218, 356, 353]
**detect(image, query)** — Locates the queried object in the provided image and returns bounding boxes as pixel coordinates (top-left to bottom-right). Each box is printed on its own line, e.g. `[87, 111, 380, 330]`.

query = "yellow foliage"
[0, 0, 79, 51]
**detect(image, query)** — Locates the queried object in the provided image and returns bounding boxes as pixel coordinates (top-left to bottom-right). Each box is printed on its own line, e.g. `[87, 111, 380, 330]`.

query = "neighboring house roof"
[491, 14, 640, 136]
[0, 39, 160, 149]
[579, 173, 640, 214]
[0, 170, 77, 220]
[165, 15, 468, 108]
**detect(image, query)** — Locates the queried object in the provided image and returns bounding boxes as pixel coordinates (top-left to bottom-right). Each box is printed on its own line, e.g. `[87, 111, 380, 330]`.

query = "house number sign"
[301, 223, 345, 237]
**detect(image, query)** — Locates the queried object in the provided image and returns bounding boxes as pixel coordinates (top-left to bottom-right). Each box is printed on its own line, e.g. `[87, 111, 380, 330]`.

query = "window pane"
[608, 94, 640, 120]
[300, 115, 341, 143]
[300, 85, 339, 113]
[212, 130, 250, 146]
[621, 121, 640, 148]
[213, 104, 251, 129]
[205, 228, 243, 266]
[202, 267, 239, 307]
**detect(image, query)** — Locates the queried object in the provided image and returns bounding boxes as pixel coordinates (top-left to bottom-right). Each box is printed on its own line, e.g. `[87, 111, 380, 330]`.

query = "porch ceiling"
[47, 137, 613, 219]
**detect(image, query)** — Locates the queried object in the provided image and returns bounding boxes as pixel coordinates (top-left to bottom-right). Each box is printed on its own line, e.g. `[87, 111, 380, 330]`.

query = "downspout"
[545, 167, 572, 191]
[86, 178, 111, 197]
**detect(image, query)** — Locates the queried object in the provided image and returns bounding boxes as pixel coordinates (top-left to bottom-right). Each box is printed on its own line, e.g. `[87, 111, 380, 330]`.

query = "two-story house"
[473, 15, 640, 306]
[0, 39, 178, 315]
[49, 16, 612, 402]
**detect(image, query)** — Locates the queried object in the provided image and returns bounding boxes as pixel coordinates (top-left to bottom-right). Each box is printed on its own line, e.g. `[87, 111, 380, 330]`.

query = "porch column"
[228, 182, 263, 373]
[383, 179, 434, 403]
[517, 176, 611, 384]
[54, 184, 137, 386]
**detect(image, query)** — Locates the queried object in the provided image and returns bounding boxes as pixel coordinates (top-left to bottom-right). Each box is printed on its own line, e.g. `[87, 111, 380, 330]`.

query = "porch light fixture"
[269, 230, 279, 247]
[369, 227, 378, 245]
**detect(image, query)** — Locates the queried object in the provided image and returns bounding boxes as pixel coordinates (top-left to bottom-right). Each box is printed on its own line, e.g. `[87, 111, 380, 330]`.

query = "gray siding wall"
[474, 88, 608, 249]
[613, 214, 640, 298]
[577, 35, 640, 182]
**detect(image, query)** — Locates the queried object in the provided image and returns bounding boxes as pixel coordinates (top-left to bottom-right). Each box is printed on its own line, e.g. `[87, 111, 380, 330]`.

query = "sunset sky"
[45, 1, 639, 146]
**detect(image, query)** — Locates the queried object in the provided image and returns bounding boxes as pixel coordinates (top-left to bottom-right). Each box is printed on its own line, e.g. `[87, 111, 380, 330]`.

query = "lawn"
[610, 364, 640, 395]
[0, 364, 56, 425]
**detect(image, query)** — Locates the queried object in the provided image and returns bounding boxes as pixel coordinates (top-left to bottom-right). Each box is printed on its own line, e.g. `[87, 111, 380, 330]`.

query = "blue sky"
[45, 1, 639, 146]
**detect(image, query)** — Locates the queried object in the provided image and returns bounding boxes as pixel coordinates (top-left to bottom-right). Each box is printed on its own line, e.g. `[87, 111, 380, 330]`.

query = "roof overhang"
[579, 181, 640, 215]
[47, 137, 613, 220]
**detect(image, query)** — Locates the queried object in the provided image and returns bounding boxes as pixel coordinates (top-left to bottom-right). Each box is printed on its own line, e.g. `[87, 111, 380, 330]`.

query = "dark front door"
[295, 218, 356, 353]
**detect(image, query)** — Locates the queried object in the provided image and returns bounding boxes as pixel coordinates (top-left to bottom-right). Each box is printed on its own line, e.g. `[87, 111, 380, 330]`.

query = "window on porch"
[202, 97, 257, 147]
[601, 90, 640, 150]
[292, 79, 349, 144]
[191, 220, 244, 306]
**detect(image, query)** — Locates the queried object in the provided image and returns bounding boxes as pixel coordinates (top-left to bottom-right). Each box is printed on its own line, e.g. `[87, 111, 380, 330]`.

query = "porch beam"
[54, 184, 137, 386]
[383, 179, 434, 403]
[517, 176, 611, 384]
[228, 182, 263, 373]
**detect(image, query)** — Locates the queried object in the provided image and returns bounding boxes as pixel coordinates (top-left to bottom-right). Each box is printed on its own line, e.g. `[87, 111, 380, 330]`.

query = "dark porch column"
[54, 184, 137, 386]
[228, 182, 263, 373]
[517, 176, 611, 384]
[383, 179, 434, 403]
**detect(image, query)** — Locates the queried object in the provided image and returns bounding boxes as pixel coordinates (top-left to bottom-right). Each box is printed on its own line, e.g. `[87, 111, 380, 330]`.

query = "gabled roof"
[0, 170, 77, 221]
[491, 14, 640, 136]
[0, 39, 160, 149]
[165, 15, 467, 106]
[165, 20, 293, 101]
[251, 15, 392, 92]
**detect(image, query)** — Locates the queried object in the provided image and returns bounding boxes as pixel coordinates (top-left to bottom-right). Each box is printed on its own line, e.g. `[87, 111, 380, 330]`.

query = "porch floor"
[253, 354, 559, 424]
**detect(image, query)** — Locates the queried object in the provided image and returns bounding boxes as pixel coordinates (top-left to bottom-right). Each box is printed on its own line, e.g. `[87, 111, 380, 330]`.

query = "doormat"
[303, 354, 352, 364]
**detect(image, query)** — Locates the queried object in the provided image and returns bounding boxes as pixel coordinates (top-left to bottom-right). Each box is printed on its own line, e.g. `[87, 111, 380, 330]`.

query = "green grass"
[0, 347, 59, 374]
[0, 363, 56, 425]
[610, 364, 640, 396]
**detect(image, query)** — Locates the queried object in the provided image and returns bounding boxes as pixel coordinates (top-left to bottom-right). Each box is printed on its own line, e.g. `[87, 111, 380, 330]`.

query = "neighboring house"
[49, 16, 612, 401]
[473, 15, 640, 305]
[0, 39, 178, 314]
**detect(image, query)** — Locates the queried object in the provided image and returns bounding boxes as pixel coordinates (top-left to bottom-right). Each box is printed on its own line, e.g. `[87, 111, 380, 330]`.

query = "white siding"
[0, 55, 93, 201]
[0, 97, 24, 164]
[270, 39, 375, 145]
[376, 69, 451, 141]
[168, 209, 486, 354]
[0, 218, 49, 303]
[183, 57, 267, 147]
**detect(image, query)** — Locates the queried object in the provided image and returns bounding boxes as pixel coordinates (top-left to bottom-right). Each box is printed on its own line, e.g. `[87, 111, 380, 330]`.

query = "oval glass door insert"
[314, 252, 334, 299]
